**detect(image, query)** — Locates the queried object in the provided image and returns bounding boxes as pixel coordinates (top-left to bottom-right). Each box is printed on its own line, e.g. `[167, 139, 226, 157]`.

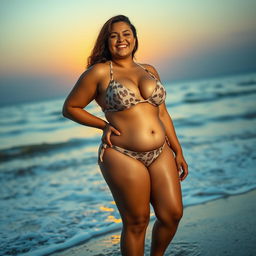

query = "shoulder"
[80, 61, 110, 81]
[139, 63, 161, 81]
[90, 61, 110, 72]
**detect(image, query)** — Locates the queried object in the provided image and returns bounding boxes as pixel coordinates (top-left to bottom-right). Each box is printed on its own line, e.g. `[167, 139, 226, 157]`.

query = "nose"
[117, 34, 125, 42]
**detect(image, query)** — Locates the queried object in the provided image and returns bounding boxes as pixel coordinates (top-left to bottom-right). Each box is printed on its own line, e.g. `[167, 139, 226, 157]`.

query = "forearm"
[63, 106, 107, 130]
[160, 112, 183, 155]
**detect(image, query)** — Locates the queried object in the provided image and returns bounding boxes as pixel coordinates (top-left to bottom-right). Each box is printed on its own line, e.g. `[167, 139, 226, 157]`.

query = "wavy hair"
[86, 15, 138, 69]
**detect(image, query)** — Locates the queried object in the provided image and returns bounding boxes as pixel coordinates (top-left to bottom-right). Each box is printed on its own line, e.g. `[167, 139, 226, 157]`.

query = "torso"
[95, 61, 166, 151]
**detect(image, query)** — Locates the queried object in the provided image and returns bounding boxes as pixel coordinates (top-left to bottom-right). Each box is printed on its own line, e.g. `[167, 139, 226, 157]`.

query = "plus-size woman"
[62, 15, 188, 256]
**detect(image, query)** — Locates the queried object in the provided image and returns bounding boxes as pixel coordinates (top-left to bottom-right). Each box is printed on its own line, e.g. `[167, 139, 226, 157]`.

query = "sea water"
[0, 72, 256, 255]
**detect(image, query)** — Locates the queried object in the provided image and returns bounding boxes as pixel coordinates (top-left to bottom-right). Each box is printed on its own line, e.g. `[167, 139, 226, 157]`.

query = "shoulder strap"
[109, 61, 114, 82]
[136, 62, 158, 81]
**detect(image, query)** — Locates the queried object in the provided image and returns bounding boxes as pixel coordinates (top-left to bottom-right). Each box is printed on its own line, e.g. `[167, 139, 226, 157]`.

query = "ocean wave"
[209, 110, 256, 121]
[173, 110, 256, 129]
[183, 88, 256, 103]
[183, 92, 218, 103]
[181, 131, 256, 149]
[237, 80, 256, 86]
[0, 137, 99, 162]
[0, 118, 28, 126]
[0, 153, 98, 182]
[174, 118, 205, 127]
[0, 122, 73, 137]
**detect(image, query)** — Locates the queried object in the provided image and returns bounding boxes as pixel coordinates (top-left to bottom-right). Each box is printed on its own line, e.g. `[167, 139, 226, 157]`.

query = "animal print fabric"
[98, 140, 166, 167]
[103, 61, 166, 112]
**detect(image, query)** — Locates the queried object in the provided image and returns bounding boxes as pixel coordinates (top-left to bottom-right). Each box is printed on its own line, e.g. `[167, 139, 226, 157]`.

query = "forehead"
[110, 22, 131, 33]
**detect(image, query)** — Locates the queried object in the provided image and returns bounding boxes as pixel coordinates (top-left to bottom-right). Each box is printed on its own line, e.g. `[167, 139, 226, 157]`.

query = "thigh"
[98, 147, 151, 222]
[148, 143, 183, 219]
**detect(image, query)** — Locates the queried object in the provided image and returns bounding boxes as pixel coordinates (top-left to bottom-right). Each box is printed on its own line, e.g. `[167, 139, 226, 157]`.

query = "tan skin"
[63, 21, 188, 256]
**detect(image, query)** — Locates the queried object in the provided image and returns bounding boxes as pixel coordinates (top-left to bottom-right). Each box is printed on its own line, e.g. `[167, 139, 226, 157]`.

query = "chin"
[115, 52, 132, 58]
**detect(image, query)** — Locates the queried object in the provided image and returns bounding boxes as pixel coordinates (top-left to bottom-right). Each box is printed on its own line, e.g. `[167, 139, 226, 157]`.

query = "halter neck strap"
[109, 60, 158, 81]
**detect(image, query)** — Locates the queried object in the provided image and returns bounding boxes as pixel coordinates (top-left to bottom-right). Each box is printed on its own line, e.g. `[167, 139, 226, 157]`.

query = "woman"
[62, 15, 188, 256]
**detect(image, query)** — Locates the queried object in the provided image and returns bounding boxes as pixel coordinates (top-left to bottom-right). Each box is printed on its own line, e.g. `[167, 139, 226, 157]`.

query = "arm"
[145, 64, 189, 181]
[62, 64, 107, 130]
[158, 102, 183, 155]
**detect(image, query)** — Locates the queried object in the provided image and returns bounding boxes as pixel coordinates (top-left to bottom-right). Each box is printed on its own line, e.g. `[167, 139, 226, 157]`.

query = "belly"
[105, 104, 166, 151]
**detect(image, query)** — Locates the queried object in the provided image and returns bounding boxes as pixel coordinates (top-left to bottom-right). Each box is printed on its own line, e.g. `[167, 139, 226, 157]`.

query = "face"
[108, 21, 136, 59]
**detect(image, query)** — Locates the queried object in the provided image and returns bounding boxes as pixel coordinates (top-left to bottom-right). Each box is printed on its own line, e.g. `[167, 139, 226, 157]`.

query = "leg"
[148, 143, 183, 256]
[98, 146, 151, 256]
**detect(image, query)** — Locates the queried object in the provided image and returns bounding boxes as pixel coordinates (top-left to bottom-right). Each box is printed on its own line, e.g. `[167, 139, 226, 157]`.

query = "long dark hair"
[86, 15, 138, 69]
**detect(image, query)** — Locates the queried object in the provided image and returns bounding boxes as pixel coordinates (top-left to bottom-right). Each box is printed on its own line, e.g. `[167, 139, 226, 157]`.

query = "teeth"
[117, 45, 127, 48]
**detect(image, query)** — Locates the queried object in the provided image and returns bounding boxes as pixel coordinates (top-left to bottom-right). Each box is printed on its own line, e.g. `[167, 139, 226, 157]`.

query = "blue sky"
[0, 0, 256, 105]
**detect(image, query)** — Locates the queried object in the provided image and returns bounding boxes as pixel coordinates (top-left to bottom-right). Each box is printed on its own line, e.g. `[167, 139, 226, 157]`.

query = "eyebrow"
[110, 29, 131, 35]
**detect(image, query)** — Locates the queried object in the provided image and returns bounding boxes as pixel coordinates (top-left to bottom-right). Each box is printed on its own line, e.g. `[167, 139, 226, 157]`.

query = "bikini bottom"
[98, 137, 168, 167]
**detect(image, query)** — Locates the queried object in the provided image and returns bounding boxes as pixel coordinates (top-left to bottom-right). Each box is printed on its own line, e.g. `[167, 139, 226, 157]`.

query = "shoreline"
[49, 189, 256, 256]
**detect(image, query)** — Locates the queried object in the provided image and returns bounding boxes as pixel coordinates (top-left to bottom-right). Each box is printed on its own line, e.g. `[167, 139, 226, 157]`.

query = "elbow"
[62, 107, 72, 119]
[62, 104, 80, 119]
[62, 102, 70, 118]
[62, 109, 67, 118]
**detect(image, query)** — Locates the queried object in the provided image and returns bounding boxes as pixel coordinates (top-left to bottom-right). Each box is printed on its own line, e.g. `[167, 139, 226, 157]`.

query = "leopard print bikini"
[98, 140, 168, 167]
[103, 60, 166, 113]
[98, 60, 168, 167]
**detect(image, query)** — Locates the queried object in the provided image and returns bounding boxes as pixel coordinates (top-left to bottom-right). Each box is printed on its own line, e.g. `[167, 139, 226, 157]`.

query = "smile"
[116, 44, 128, 49]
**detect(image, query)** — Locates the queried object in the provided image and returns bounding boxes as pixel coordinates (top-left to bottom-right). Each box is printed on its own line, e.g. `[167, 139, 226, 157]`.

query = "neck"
[111, 56, 136, 68]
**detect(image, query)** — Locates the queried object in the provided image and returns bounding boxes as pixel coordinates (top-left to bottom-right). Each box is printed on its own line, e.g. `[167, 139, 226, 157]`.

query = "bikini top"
[103, 61, 166, 113]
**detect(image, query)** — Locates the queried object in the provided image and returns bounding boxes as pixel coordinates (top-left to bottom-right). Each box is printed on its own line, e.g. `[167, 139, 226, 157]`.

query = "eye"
[109, 33, 131, 39]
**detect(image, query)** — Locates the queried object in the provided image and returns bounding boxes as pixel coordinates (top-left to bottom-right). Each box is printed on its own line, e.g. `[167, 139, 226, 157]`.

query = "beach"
[50, 189, 256, 256]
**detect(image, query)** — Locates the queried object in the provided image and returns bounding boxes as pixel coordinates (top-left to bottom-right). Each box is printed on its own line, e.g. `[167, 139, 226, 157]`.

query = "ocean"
[0, 72, 256, 256]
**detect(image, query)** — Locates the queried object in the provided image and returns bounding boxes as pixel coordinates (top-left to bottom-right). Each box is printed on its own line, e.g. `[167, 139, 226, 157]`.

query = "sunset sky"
[0, 0, 256, 105]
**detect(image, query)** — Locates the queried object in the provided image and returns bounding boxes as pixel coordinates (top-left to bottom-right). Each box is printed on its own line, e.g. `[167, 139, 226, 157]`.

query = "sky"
[0, 0, 256, 106]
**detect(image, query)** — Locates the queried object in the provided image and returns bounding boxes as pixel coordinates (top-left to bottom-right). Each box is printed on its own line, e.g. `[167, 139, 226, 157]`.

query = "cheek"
[130, 38, 136, 45]
[130, 39, 136, 48]
[108, 41, 116, 51]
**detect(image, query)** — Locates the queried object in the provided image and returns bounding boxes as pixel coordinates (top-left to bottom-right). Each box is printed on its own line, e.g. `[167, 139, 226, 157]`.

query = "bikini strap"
[109, 61, 114, 82]
[136, 62, 158, 81]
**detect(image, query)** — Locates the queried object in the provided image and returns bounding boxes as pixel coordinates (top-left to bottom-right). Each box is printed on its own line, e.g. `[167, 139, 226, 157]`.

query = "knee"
[157, 208, 183, 227]
[172, 208, 183, 223]
[123, 214, 150, 234]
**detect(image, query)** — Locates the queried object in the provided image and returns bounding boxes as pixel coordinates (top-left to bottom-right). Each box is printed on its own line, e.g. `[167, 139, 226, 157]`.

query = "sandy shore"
[50, 189, 256, 256]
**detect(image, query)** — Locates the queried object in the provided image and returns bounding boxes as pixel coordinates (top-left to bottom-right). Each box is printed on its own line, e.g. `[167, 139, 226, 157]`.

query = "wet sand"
[50, 189, 256, 256]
